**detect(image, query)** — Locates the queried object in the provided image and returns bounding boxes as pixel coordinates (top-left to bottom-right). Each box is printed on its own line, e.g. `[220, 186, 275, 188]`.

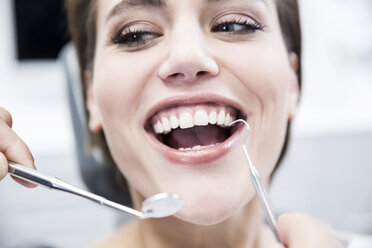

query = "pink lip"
[144, 94, 247, 165]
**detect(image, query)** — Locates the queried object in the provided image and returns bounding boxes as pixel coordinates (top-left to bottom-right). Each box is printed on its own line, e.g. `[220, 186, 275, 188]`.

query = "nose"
[158, 29, 219, 84]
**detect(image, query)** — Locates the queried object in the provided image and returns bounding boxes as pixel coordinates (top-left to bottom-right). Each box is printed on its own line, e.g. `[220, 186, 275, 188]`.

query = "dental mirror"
[8, 163, 183, 219]
[141, 193, 183, 218]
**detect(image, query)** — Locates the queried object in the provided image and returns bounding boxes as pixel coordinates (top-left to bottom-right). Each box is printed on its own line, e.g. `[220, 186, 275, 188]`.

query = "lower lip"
[146, 124, 244, 166]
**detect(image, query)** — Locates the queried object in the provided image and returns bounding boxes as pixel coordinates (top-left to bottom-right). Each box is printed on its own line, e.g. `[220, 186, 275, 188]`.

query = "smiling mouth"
[145, 102, 246, 152]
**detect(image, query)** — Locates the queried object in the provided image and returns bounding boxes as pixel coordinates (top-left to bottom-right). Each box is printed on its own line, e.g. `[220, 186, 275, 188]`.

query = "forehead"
[98, 0, 272, 20]
[105, 0, 268, 8]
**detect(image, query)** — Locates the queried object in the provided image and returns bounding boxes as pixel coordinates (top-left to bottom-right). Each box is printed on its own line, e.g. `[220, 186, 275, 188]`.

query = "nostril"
[196, 71, 207, 77]
[170, 73, 184, 78]
[165, 71, 209, 82]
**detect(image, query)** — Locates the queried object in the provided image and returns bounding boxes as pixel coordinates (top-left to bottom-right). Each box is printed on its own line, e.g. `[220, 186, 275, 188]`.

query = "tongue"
[163, 126, 230, 149]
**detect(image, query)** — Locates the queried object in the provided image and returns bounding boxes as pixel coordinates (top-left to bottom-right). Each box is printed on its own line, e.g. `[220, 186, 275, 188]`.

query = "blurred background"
[0, 0, 371, 247]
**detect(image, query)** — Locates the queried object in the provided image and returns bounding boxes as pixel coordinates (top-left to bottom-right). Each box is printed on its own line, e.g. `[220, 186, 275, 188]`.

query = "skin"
[0, 0, 344, 247]
[89, 0, 298, 226]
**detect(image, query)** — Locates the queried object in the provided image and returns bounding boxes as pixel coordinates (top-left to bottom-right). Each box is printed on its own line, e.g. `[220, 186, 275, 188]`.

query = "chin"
[176, 207, 237, 226]
[171, 182, 256, 226]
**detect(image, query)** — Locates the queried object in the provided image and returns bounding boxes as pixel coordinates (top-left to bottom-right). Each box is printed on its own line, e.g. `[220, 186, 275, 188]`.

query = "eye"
[212, 17, 263, 34]
[111, 27, 162, 50]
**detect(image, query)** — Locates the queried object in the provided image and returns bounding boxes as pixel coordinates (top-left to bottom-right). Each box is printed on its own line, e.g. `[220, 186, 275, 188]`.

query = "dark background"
[13, 0, 69, 60]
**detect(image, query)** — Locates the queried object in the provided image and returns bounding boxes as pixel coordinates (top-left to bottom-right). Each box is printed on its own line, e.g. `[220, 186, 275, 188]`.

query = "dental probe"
[229, 119, 281, 243]
[8, 163, 183, 219]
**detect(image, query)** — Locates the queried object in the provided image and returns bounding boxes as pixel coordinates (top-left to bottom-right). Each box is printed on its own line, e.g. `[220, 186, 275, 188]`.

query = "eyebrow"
[106, 0, 165, 22]
[106, 0, 267, 22]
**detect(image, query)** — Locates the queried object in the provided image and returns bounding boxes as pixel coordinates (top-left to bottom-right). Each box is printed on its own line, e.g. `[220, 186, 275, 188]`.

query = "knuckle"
[0, 153, 7, 180]
[0, 107, 13, 127]
[12, 137, 27, 153]
[13, 138, 34, 164]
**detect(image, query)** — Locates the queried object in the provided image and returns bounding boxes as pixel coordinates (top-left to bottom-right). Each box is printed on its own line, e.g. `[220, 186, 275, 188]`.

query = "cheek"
[91, 55, 149, 171]
[223, 41, 290, 97]
[91, 51, 166, 192]
[219, 41, 293, 133]
[93, 57, 142, 118]
[92, 51, 160, 137]
[217, 41, 292, 176]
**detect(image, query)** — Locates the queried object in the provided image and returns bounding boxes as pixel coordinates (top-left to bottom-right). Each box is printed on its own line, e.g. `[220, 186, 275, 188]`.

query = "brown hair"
[65, 0, 301, 200]
[273, 0, 302, 176]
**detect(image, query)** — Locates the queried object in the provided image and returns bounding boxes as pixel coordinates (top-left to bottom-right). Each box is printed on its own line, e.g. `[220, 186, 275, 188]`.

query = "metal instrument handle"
[8, 163, 143, 218]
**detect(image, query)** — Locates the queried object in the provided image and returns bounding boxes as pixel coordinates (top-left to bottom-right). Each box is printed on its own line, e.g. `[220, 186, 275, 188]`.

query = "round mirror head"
[141, 193, 183, 218]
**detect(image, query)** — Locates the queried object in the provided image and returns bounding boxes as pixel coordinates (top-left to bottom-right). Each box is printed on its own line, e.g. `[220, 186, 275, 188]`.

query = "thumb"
[277, 212, 342, 248]
[271, 242, 285, 248]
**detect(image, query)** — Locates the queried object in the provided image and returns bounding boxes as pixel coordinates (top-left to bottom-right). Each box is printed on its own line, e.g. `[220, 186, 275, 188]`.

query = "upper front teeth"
[179, 113, 194, 129]
[217, 110, 225, 125]
[194, 110, 209, 126]
[154, 121, 164, 134]
[170, 115, 179, 129]
[208, 111, 217, 124]
[153, 109, 235, 134]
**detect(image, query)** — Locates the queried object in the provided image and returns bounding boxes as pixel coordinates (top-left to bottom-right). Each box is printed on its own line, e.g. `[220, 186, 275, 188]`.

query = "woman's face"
[88, 0, 299, 225]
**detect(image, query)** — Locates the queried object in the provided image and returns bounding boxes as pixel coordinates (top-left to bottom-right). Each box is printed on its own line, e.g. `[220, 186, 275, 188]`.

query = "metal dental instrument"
[229, 119, 281, 242]
[8, 163, 183, 219]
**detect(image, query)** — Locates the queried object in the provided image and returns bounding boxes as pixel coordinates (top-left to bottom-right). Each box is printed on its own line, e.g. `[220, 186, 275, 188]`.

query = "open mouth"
[145, 102, 246, 152]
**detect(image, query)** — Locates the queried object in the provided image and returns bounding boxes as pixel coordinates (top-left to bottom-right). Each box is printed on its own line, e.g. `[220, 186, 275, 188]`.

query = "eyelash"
[111, 27, 161, 49]
[111, 17, 264, 49]
[211, 18, 264, 34]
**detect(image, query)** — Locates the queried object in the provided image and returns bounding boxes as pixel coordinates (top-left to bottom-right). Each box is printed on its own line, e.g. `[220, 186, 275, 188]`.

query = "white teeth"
[154, 121, 164, 134]
[194, 110, 209, 126]
[208, 111, 217, 125]
[152, 108, 236, 134]
[161, 117, 171, 133]
[178, 143, 220, 151]
[170, 115, 179, 129]
[217, 110, 225, 125]
[192, 145, 202, 150]
[224, 113, 231, 126]
[179, 112, 194, 129]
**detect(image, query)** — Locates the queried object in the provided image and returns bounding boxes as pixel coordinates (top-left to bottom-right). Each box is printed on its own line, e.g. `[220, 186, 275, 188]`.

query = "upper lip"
[144, 93, 247, 128]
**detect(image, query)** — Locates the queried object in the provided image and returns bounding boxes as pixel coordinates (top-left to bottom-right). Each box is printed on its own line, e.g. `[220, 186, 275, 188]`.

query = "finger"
[0, 152, 35, 188]
[0, 107, 13, 127]
[0, 121, 37, 187]
[277, 212, 324, 247]
[277, 213, 341, 248]
[271, 242, 285, 248]
[0, 152, 7, 181]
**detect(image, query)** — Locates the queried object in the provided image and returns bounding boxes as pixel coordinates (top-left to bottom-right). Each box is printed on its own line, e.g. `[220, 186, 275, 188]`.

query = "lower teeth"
[178, 143, 220, 151]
